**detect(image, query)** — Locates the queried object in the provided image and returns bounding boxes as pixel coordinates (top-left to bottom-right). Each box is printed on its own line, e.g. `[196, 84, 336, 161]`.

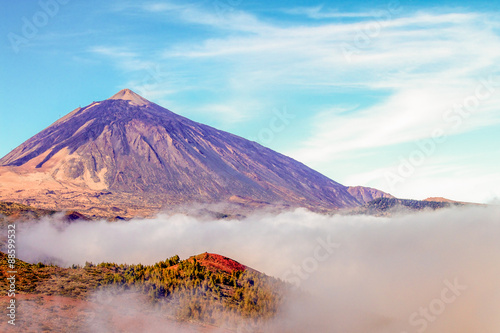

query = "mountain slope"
[347, 186, 395, 205]
[0, 89, 360, 216]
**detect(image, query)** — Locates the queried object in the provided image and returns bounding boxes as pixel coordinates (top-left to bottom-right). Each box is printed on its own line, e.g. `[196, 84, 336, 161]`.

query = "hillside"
[0, 251, 287, 331]
[345, 197, 464, 216]
[0, 201, 56, 224]
[0, 201, 93, 229]
[347, 186, 394, 205]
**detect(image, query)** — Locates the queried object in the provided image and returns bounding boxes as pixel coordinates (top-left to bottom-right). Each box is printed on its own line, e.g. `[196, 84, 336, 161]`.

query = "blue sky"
[1, 0, 500, 203]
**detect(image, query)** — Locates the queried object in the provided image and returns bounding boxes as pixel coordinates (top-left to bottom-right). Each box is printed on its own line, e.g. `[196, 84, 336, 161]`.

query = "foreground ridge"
[0, 251, 287, 331]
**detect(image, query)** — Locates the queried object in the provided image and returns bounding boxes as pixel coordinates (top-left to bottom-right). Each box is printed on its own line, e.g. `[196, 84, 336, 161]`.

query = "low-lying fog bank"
[11, 206, 500, 332]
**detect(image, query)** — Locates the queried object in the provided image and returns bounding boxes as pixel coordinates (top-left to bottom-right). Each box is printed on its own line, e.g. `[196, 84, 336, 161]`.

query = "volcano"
[0, 89, 373, 217]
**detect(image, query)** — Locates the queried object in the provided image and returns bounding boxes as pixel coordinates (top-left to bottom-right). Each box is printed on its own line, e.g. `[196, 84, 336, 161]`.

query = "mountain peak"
[108, 88, 151, 106]
[0, 89, 362, 216]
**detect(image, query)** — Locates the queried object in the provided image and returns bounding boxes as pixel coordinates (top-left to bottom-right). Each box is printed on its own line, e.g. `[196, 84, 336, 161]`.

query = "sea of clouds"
[13, 205, 500, 333]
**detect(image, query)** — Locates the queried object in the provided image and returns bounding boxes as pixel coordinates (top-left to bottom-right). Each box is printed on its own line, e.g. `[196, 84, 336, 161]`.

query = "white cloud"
[136, 1, 272, 34]
[283, 6, 381, 19]
[87, 5, 500, 201]
[187, 103, 254, 123]
[292, 79, 500, 163]
[13, 206, 500, 332]
[89, 46, 154, 71]
[340, 154, 500, 203]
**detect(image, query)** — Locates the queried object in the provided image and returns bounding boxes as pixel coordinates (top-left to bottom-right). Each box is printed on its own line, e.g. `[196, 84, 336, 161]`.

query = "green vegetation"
[368, 197, 455, 210]
[0, 251, 287, 326]
[95, 254, 285, 323]
[346, 197, 463, 216]
[0, 201, 57, 227]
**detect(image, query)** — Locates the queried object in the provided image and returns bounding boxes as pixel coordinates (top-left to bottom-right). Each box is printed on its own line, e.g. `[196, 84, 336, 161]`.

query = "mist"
[13, 206, 500, 332]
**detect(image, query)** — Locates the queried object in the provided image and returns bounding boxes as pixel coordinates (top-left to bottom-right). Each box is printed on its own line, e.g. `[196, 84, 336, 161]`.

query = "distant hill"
[345, 197, 464, 216]
[0, 201, 89, 227]
[0, 201, 56, 220]
[423, 197, 483, 205]
[347, 186, 394, 205]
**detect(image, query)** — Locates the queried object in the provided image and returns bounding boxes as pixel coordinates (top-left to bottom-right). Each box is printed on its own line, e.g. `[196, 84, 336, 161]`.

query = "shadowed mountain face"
[0, 89, 361, 216]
